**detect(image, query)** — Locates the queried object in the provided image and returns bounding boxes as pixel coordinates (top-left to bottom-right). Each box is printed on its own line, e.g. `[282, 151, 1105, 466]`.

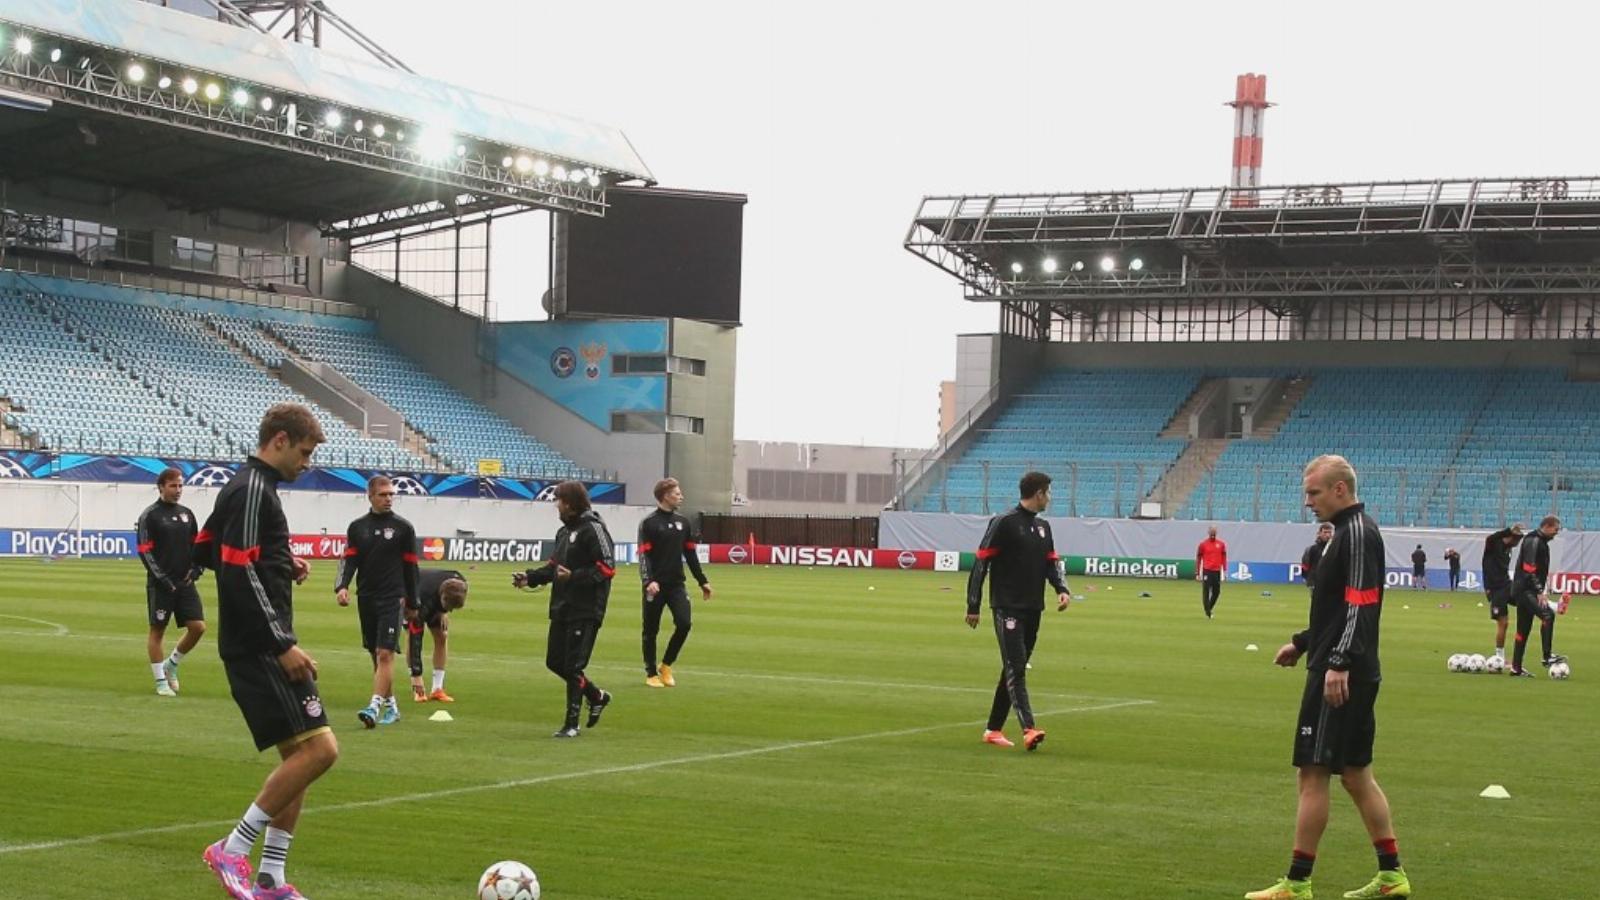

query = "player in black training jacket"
[1508, 516, 1567, 677]
[335, 474, 419, 729]
[1247, 455, 1410, 900]
[965, 471, 1071, 753]
[1298, 522, 1334, 596]
[514, 481, 616, 738]
[1481, 523, 1523, 664]
[136, 466, 206, 696]
[197, 404, 337, 900]
[406, 568, 468, 703]
[638, 477, 713, 687]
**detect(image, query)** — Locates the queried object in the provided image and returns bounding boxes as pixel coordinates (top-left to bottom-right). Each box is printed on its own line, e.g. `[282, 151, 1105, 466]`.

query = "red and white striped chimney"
[1227, 73, 1269, 206]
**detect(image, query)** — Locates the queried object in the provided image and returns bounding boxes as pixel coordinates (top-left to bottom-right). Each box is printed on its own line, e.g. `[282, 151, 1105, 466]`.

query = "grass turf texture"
[1, 559, 1596, 899]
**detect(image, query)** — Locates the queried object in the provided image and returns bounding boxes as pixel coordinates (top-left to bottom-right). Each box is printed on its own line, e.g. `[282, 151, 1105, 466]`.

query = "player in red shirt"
[1196, 526, 1228, 618]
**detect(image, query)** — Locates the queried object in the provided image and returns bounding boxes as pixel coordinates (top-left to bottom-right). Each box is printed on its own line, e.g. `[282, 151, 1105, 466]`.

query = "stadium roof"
[0, 0, 651, 229]
[907, 177, 1600, 303]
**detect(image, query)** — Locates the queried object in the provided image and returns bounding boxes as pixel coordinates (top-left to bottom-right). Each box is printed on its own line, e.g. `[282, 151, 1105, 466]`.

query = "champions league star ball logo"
[550, 347, 577, 379]
[534, 484, 560, 502]
[0, 457, 30, 479]
[188, 466, 235, 487]
[390, 476, 427, 496]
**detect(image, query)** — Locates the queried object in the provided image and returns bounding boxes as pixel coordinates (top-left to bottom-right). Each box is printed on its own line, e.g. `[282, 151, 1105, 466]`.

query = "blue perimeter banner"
[1223, 561, 1487, 591]
[0, 450, 625, 504]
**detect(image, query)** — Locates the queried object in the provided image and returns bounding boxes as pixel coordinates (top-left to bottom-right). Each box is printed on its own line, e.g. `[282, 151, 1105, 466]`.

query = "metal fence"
[901, 460, 1600, 531]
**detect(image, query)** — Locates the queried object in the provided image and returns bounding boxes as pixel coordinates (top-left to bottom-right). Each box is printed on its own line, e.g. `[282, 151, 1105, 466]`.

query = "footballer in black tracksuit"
[519, 508, 616, 732]
[335, 511, 420, 657]
[196, 456, 328, 752]
[1289, 503, 1385, 772]
[1510, 528, 1562, 672]
[638, 508, 710, 677]
[1300, 537, 1329, 596]
[407, 568, 464, 678]
[137, 498, 204, 627]
[967, 505, 1070, 734]
[1482, 527, 1518, 621]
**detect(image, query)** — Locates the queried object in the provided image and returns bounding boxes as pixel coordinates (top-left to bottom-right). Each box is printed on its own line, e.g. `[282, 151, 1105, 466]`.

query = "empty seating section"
[210, 315, 286, 369]
[1193, 369, 1495, 525]
[913, 370, 1197, 516]
[0, 285, 420, 467]
[1448, 369, 1600, 527]
[1, 291, 221, 454]
[263, 321, 585, 477]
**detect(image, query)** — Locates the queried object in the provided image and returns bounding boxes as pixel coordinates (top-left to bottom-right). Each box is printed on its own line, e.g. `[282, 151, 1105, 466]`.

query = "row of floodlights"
[3, 29, 602, 187]
[1009, 256, 1145, 275]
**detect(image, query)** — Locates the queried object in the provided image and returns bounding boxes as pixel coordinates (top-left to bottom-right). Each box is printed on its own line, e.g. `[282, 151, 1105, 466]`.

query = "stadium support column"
[1227, 73, 1269, 208]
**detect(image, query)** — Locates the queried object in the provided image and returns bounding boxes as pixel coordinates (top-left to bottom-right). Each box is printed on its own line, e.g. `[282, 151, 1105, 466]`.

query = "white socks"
[168, 648, 187, 666]
[151, 662, 166, 683]
[259, 826, 293, 887]
[224, 803, 271, 856]
[432, 669, 446, 692]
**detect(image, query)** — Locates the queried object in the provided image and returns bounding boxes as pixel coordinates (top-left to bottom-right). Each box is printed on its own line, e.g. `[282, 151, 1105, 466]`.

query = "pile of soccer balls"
[1447, 653, 1495, 674]
[1447, 653, 1572, 679]
[478, 861, 540, 900]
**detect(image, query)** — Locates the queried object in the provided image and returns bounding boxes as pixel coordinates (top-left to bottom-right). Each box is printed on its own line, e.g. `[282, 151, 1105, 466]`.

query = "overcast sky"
[328, 0, 1599, 448]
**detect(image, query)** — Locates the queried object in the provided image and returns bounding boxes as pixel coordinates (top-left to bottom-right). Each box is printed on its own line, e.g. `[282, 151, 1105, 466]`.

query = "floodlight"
[203, 83, 221, 101]
[1041, 257, 1058, 274]
[514, 155, 533, 174]
[323, 110, 342, 129]
[48, 48, 62, 63]
[126, 63, 146, 83]
[260, 96, 274, 112]
[1099, 256, 1116, 272]
[156, 75, 171, 89]
[552, 165, 568, 181]
[231, 88, 250, 107]
[501, 155, 514, 168]
[567, 168, 584, 183]
[586, 172, 600, 187]
[14, 36, 33, 55]
[1071, 260, 1086, 272]
[181, 77, 198, 95]
[415, 129, 452, 160]
[1129, 257, 1144, 271]
[533, 159, 550, 177]
[353, 119, 363, 132]
[371, 123, 386, 138]
[1010, 261, 1024, 274]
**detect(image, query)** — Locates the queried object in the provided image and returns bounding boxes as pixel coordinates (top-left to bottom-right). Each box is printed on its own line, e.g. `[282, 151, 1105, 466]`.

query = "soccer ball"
[1549, 661, 1571, 680]
[478, 861, 540, 900]
[390, 475, 428, 496]
[1447, 653, 1466, 672]
[188, 465, 235, 487]
[1484, 655, 1505, 674]
[1465, 654, 1486, 673]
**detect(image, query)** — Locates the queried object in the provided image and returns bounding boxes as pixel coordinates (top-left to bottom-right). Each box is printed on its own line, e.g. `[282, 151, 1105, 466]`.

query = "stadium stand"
[261, 320, 588, 477]
[912, 369, 1199, 516]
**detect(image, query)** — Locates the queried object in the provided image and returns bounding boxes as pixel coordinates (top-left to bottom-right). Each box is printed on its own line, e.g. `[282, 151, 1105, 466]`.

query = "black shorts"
[147, 581, 203, 628]
[1487, 586, 1512, 619]
[358, 596, 402, 653]
[223, 652, 331, 752]
[1293, 670, 1380, 773]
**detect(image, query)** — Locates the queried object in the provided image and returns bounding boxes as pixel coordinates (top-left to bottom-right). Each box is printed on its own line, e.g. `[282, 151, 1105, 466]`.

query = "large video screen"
[561, 186, 744, 324]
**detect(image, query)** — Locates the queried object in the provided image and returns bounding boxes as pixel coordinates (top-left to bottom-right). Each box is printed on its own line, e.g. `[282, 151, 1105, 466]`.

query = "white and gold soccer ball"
[478, 861, 540, 900]
[1549, 661, 1572, 680]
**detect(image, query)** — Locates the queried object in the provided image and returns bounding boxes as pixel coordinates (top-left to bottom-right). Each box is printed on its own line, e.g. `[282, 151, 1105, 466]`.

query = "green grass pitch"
[1, 558, 1596, 898]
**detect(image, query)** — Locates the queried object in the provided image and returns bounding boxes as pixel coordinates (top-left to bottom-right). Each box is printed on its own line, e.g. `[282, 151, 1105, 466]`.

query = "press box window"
[613, 355, 667, 374]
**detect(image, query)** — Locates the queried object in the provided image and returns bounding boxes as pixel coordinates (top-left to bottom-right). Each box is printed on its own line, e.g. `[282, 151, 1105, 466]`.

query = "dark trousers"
[987, 607, 1042, 732]
[546, 616, 604, 727]
[1201, 570, 1222, 616]
[1511, 592, 1556, 669]
[406, 617, 444, 678]
[642, 583, 693, 676]
[1449, 568, 1461, 590]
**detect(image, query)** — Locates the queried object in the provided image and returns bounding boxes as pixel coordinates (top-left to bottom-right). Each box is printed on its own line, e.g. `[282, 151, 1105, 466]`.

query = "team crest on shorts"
[304, 696, 323, 718]
[1004, 617, 1017, 630]
[155, 609, 168, 622]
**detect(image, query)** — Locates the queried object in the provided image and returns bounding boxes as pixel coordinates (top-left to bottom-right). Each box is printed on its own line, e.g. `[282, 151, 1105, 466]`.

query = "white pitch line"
[0, 698, 1153, 856]
[0, 614, 68, 636]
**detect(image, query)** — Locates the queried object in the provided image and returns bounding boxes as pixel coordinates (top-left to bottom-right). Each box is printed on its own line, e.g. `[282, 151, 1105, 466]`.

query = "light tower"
[1226, 73, 1270, 207]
